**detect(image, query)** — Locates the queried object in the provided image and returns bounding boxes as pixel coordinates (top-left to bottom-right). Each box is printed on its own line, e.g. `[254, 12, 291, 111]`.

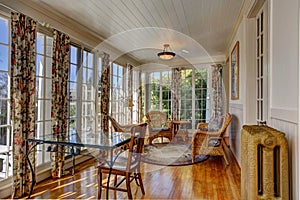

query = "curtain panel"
[10, 12, 37, 198]
[100, 53, 110, 131]
[171, 68, 181, 120]
[211, 64, 224, 117]
[51, 30, 70, 178]
[127, 64, 133, 123]
[138, 71, 143, 122]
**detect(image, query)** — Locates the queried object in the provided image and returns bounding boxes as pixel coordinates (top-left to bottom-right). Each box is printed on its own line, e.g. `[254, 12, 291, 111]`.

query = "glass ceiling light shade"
[157, 44, 176, 60]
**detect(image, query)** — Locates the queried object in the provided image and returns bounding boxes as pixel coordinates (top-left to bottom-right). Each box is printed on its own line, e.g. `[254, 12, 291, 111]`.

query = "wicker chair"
[191, 113, 232, 165]
[108, 115, 136, 132]
[97, 123, 147, 199]
[145, 111, 173, 144]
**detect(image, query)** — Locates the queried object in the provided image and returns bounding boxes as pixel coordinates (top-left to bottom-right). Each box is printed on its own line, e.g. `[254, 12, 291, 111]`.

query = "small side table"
[172, 120, 190, 142]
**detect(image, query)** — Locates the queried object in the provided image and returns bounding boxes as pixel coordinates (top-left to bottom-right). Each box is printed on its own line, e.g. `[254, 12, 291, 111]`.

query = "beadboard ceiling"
[0, 0, 244, 67]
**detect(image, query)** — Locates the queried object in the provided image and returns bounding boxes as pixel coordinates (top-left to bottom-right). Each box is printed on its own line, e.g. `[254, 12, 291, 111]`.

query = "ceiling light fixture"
[157, 44, 176, 60]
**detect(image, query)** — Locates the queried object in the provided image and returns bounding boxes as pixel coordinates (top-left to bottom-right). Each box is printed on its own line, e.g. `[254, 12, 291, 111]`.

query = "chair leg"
[223, 153, 229, 165]
[126, 173, 132, 199]
[222, 141, 230, 165]
[191, 145, 196, 163]
[137, 172, 145, 195]
[114, 174, 118, 186]
[98, 170, 102, 199]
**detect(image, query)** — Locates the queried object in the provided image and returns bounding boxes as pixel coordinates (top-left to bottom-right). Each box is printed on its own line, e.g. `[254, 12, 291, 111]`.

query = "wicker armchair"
[108, 115, 136, 132]
[145, 111, 173, 144]
[191, 113, 232, 165]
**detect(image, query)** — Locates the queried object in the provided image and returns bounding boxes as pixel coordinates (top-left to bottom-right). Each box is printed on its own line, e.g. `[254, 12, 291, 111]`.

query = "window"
[180, 68, 208, 129]
[256, 3, 268, 124]
[68, 45, 79, 134]
[142, 67, 209, 129]
[68, 45, 96, 135]
[0, 15, 12, 180]
[110, 63, 127, 124]
[161, 71, 172, 118]
[81, 50, 95, 133]
[180, 69, 193, 124]
[36, 32, 53, 166]
[131, 69, 141, 123]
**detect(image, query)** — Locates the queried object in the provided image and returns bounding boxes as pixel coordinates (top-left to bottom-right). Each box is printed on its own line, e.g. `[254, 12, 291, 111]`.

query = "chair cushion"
[100, 151, 139, 172]
[208, 139, 221, 147]
[207, 116, 224, 132]
[151, 127, 170, 132]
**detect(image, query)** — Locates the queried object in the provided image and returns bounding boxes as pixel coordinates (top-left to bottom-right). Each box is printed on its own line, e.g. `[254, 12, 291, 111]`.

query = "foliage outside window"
[141, 67, 208, 129]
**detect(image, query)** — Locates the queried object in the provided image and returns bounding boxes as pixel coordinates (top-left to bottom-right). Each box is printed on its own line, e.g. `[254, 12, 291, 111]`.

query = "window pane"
[45, 78, 52, 99]
[45, 57, 52, 78]
[69, 119, 77, 132]
[45, 100, 51, 120]
[0, 18, 8, 44]
[0, 72, 8, 98]
[87, 69, 93, 85]
[70, 64, 78, 82]
[70, 46, 78, 64]
[0, 127, 7, 145]
[36, 77, 44, 98]
[82, 67, 87, 84]
[46, 36, 53, 56]
[36, 55, 44, 76]
[88, 52, 94, 68]
[36, 33, 45, 54]
[37, 100, 44, 121]
[82, 51, 87, 66]
[69, 82, 77, 100]
[0, 100, 7, 124]
[69, 102, 77, 118]
[0, 45, 8, 71]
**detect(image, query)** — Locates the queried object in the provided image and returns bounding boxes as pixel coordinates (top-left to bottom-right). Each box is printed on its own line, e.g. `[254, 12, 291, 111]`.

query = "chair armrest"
[194, 129, 222, 136]
[166, 120, 173, 129]
[119, 124, 136, 132]
[197, 122, 208, 129]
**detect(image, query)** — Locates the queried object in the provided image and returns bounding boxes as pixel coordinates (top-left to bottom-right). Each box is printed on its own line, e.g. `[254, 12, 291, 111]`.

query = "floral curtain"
[138, 71, 143, 122]
[171, 68, 181, 120]
[211, 64, 224, 117]
[127, 64, 133, 123]
[100, 53, 110, 131]
[51, 30, 70, 178]
[10, 12, 37, 198]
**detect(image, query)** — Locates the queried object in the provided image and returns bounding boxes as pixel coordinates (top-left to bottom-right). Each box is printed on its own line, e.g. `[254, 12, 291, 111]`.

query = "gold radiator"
[241, 125, 289, 200]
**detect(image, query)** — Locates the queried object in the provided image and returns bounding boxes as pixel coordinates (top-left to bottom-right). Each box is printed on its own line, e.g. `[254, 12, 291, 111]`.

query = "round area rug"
[141, 143, 209, 166]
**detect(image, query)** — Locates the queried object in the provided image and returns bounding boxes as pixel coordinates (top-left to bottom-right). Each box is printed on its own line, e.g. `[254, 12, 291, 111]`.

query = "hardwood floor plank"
[19, 147, 241, 199]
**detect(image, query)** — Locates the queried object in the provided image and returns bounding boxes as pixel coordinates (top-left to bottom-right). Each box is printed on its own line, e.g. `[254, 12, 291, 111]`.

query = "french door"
[256, 2, 269, 124]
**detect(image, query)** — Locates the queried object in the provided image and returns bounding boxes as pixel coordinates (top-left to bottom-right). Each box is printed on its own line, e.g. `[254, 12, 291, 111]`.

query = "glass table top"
[26, 131, 133, 150]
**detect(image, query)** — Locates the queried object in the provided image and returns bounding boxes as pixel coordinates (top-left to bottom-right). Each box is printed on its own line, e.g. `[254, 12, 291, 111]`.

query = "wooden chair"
[191, 113, 232, 165]
[108, 115, 136, 132]
[144, 111, 173, 144]
[97, 122, 147, 199]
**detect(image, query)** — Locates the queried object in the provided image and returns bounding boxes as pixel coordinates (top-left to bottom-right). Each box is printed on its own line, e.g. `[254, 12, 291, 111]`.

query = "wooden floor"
[22, 147, 241, 199]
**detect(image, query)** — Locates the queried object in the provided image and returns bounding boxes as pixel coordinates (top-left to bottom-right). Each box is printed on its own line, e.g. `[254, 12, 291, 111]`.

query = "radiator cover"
[241, 125, 289, 199]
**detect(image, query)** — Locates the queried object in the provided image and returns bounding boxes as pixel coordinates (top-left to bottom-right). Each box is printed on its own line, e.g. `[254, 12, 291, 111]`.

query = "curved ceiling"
[0, 0, 244, 66]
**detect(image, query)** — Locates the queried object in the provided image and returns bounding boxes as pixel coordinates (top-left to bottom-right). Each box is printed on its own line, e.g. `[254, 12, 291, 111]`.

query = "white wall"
[229, 0, 300, 199]
[228, 17, 248, 164]
[269, 0, 299, 199]
[270, 0, 298, 111]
